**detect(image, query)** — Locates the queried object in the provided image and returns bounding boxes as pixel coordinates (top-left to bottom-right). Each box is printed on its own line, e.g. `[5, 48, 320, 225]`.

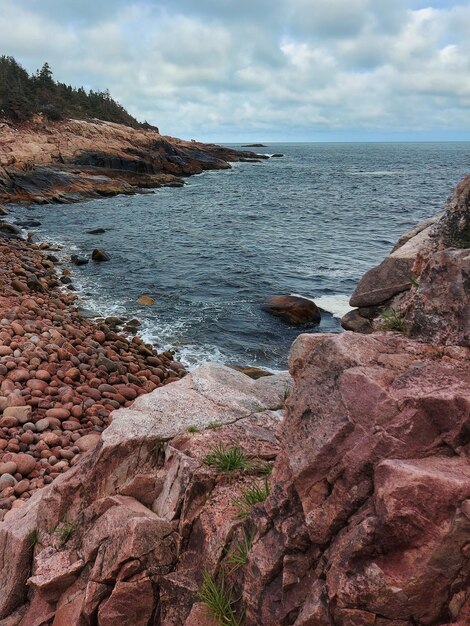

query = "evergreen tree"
[0, 56, 142, 127]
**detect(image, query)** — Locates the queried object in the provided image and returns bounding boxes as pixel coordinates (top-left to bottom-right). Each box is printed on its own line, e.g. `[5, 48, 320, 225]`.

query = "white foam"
[290, 293, 352, 318]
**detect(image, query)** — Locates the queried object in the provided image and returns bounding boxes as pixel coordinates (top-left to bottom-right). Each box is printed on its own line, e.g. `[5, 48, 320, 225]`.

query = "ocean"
[9, 142, 470, 370]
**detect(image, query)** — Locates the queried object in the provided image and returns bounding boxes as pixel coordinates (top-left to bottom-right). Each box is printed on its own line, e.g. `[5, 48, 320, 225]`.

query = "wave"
[290, 293, 352, 318]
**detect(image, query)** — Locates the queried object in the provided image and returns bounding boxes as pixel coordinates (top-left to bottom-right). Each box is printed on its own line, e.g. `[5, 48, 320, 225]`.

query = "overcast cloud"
[1, 0, 469, 141]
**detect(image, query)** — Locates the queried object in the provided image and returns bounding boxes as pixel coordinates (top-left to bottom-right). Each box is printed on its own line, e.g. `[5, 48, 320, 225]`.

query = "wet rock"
[70, 255, 88, 266]
[232, 365, 273, 379]
[0, 222, 21, 236]
[91, 248, 111, 262]
[86, 228, 106, 234]
[341, 309, 373, 333]
[262, 294, 321, 325]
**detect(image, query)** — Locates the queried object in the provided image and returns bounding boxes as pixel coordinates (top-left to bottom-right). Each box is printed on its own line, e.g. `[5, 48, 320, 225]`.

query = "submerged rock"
[86, 228, 106, 234]
[70, 254, 88, 266]
[137, 295, 155, 306]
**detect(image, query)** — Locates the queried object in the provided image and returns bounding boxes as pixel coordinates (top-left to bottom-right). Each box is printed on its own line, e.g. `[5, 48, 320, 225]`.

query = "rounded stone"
[0, 474, 17, 489]
[35, 418, 50, 433]
[0, 461, 18, 476]
[12, 453, 36, 476]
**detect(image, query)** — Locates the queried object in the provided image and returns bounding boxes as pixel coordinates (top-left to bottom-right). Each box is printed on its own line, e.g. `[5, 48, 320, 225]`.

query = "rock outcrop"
[344, 172, 470, 347]
[0, 117, 267, 205]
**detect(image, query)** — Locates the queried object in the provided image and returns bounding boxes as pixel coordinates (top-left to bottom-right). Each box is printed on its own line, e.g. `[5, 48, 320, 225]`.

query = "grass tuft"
[381, 308, 406, 332]
[233, 480, 270, 518]
[226, 531, 254, 572]
[187, 425, 200, 433]
[28, 529, 40, 549]
[204, 445, 249, 472]
[55, 521, 75, 543]
[208, 421, 222, 430]
[198, 571, 242, 626]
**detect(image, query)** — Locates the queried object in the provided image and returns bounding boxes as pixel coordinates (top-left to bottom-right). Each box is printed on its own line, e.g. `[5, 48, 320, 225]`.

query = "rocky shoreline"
[0, 233, 186, 517]
[0, 116, 274, 518]
[0, 117, 267, 205]
[0, 119, 468, 625]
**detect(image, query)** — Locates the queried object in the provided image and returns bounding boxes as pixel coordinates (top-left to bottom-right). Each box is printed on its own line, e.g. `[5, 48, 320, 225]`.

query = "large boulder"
[262, 331, 470, 625]
[347, 172, 470, 342]
[406, 248, 470, 346]
[349, 225, 431, 307]
[262, 295, 321, 325]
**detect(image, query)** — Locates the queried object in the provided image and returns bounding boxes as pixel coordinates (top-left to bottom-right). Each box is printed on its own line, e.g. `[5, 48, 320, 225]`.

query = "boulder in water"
[70, 254, 88, 266]
[91, 248, 111, 262]
[0, 221, 21, 236]
[341, 309, 373, 334]
[262, 295, 321, 325]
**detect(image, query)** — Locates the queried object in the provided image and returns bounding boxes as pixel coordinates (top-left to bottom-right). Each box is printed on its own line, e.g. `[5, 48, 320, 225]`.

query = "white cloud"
[1, 0, 469, 140]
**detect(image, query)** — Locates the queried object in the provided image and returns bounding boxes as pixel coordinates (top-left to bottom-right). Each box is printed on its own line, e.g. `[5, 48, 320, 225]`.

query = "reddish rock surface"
[0, 117, 267, 205]
[0, 364, 290, 624]
[0, 326, 468, 624]
[262, 295, 321, 325]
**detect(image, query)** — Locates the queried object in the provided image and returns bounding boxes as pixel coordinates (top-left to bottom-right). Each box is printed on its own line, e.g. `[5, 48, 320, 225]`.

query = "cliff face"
[0, 175, 469, 625]
[0, 117, 263, 205]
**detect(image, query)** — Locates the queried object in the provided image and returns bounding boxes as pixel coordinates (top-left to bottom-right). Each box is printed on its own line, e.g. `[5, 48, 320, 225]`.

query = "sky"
[1, 0, 470, 142]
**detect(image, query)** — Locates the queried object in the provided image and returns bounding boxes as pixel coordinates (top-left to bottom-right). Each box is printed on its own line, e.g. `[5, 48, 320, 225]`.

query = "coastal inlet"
[9, 141, 470, 370]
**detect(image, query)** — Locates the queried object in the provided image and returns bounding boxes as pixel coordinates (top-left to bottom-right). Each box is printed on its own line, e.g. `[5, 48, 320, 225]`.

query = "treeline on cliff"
[0, 56, 151, 129]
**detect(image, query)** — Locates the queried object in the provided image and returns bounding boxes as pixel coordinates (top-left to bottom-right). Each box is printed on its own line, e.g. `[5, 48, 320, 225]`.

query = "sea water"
[10, 142, 470, 370]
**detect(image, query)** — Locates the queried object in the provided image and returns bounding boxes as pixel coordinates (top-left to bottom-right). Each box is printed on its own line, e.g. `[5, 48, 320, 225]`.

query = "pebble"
[0, 237, 186, 509]
[35, 418, 50, 432]
[46, 408, 70, 420]
[13, 454, 36, 476]
[0, 461, 18, 475]
[3, 405, 32, 423]
[0, 473, 17, 489]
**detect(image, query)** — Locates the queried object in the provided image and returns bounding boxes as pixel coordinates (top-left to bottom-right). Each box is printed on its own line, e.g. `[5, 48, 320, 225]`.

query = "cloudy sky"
[1, 0, 470, 141]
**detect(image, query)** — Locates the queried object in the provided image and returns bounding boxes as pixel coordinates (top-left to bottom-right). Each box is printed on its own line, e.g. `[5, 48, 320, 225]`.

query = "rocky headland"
[0, 116, 266, 205]
[0, 139, 468, 624]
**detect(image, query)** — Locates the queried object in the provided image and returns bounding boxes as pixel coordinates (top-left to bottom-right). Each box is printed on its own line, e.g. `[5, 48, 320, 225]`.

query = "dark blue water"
[9, 142, 470, 370]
